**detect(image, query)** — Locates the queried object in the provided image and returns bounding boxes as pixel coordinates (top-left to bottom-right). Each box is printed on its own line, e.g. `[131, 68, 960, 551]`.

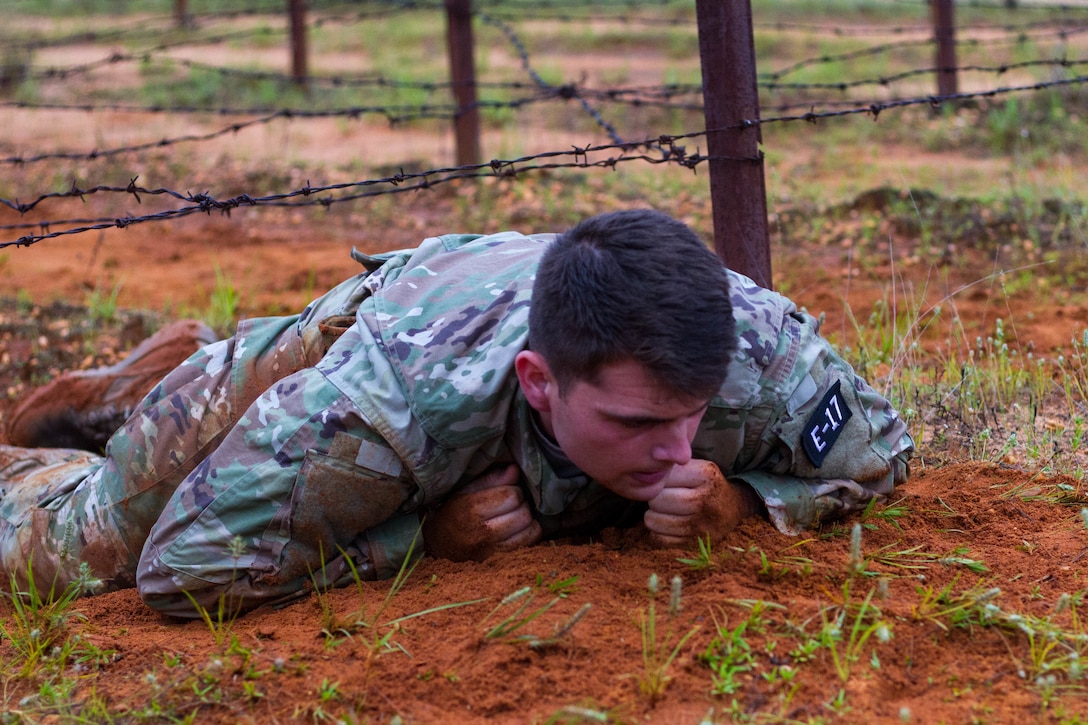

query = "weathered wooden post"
[175, 0, 190, 28]
[695, 0, 772, 288]
[933, 0, 957, 96]
[445, 0, 481, 166]
[288, 0, 309, 92]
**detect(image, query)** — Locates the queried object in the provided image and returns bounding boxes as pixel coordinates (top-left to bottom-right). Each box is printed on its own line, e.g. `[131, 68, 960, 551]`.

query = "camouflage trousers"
[0, 313, 321, 598]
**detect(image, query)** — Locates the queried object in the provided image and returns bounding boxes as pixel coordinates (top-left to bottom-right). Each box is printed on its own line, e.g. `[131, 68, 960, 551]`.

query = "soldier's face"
[517, 353, 710, 501]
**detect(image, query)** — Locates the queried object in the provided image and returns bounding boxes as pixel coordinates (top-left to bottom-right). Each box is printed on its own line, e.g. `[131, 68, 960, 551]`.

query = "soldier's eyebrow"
[600, 401, 710, 426]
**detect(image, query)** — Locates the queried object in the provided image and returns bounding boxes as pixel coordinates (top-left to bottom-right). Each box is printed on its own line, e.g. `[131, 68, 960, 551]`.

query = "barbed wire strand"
[5, 71, 1088, 249]
[7, 53, 1088, 168]
[477, 11, 627, 145]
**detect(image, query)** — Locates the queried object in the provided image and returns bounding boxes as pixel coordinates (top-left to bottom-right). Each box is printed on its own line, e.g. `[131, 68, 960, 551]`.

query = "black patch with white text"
[801, 380, 853, 468]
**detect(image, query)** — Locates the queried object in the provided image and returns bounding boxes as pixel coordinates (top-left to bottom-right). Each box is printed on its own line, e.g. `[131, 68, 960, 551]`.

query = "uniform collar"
[506, 391, 591, 516]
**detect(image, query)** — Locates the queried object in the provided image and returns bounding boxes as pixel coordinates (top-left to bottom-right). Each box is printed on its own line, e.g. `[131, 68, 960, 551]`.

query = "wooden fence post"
[933, 0, 957, 96]
[175, 0, 190, 28]
[445, 0, 481, 166]
[695, 0, 772, 288]
[288, 0, 309, 92]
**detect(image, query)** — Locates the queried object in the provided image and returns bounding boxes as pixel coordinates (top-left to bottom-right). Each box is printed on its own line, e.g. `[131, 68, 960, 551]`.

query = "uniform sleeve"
[364, 512, 426, 579]
[730, 311, 915, 535]
[733, 443, 912, 535]
[136, 367, 423, 618]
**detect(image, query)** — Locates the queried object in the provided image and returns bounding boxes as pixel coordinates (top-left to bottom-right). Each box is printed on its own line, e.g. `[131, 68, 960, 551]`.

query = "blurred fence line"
[3, 0, 1088, 283]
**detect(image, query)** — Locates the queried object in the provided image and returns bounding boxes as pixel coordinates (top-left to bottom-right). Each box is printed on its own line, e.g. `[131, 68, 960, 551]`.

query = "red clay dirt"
[1, 197, 1087, 723]
[2, 11, 1088, 720]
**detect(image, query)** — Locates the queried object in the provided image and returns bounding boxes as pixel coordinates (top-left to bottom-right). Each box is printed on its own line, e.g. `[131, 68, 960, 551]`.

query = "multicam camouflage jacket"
[0, 230, 912, 618]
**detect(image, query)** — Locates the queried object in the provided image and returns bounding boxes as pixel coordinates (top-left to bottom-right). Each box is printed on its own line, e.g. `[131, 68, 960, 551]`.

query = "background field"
[3, 1, 1088, 722]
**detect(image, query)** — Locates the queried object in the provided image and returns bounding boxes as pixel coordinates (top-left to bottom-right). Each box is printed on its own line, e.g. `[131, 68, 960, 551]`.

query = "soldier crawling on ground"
[0, 209, 913, 617]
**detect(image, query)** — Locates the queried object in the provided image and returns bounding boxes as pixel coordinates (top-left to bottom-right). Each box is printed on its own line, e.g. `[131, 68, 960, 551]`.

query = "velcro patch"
[354, 438, 404, 479]
[801, 380, 853, 468]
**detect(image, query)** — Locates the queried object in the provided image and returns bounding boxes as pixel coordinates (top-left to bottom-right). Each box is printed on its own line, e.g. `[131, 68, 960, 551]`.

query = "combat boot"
[4, 319, 218, 452]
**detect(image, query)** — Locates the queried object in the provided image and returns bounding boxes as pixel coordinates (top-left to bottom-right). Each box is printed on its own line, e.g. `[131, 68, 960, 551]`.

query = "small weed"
[847, 522, 866, 577]
[678, 534, 718, 571]
[304, 678, 342, 723]
[1, 559, 106, 678]
[754, 540, 816, 579]
[536, 573, 580, 598]
[861, 497, 911, 531]
[911, 578, 1003, 632]
[309, 527, 483, 711]
[700, 606, 764, 695]
[316, 527, 426, 646]
[823, 686, 851, 716]
[481, 583, 591, 649]
[318, 677, 340, 703]
[865, 543, 989, 576]
[634, 573, 700, 703]
[205, 264, 240, 335]
[819, 580, 893, 683]
[242, 680, 264, 702]
[84, 279, 124, 325]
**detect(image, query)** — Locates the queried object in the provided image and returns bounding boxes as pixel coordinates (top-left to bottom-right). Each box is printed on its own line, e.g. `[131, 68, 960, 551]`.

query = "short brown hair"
[529, 209, 736, 400]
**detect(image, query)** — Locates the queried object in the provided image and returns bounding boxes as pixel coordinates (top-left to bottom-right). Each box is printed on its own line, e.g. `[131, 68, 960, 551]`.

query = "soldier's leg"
[0, 335, 238, 594]
[5, 320, 219, 451]
[0, 315, 322, 596]
[98, 314, 324, 542]
[0, 445, 115, 593]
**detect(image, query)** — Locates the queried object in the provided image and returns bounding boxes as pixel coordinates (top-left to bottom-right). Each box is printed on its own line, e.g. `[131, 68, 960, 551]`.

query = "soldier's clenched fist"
[422, 464, 543, 562]
[644, 459, 763, 546]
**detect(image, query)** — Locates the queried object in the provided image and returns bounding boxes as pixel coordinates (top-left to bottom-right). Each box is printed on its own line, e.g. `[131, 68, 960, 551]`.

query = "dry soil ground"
[2, 7, 1088, 724]
[2, 192, 1087, 724]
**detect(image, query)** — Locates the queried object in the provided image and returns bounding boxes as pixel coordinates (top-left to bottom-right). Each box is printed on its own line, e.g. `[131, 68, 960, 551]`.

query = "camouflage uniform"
[0, 231, 913, 617]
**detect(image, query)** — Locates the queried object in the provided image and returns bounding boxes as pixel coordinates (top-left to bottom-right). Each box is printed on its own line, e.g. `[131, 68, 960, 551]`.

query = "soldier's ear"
[515, 350, 555, 413]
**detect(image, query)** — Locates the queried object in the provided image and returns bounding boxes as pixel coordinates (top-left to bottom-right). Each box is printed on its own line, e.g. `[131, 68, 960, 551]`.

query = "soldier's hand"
[643, 459, 762, 547]
[422, 464, 543, 562]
